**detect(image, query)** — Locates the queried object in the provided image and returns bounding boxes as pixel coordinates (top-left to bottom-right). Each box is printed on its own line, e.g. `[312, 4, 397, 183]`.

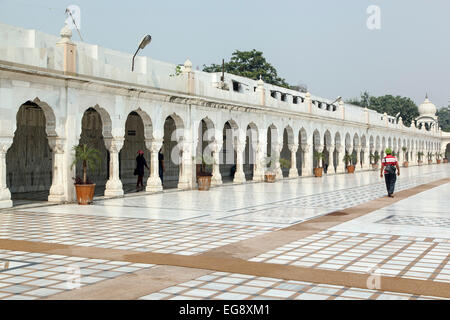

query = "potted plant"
[444, 157, 449, 164]
[279, 158, 291, 176]
[417, 151, 424, 165]
[197, 155, 213, 191]
[402, 147, 409, 167]
[427, 152, 433, 164]
[264, 156, 277, 182]
[313, 150, 324, 177]
[343, 153, 356, 173]
[435, 152, 442, 164]
[370, 153, 380, 170]
[71, 144, 102, 205]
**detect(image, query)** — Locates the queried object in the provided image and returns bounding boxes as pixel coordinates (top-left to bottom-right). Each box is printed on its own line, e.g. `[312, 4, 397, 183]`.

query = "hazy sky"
[1, 0, 449, 107]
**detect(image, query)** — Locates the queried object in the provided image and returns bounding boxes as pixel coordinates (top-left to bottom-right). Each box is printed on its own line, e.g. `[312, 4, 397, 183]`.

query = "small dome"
[418, 95, 437, 116]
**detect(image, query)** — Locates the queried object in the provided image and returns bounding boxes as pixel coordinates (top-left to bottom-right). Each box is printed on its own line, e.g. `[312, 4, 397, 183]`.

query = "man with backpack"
[380, 148, 400, 197]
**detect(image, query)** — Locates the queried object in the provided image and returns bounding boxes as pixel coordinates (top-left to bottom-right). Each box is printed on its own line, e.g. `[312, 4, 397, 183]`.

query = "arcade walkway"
[0, 164, 449, 300]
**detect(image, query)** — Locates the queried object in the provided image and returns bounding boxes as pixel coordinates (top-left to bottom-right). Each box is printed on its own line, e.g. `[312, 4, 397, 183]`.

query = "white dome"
[418, 96, 436, 116]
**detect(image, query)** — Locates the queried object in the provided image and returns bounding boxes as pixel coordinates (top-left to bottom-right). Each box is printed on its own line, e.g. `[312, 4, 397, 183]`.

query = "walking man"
[380, 148, 400, 197]
[135, 150, 149, 191]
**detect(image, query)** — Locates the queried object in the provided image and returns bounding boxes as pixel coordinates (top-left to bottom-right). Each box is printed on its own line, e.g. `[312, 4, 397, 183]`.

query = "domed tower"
[415, 95, 438, 131]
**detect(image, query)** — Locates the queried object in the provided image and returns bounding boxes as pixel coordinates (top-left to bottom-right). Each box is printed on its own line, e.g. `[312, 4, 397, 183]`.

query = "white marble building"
[0, 22, 448, 209]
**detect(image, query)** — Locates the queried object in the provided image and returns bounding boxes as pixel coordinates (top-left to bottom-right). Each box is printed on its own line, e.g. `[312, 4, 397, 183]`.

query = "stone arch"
[280, 126, 294, 177]
[162, 114, 185, 189]
[323, 130, 332, 173]
[78, 107, 111, 192]
[296, 127, 308, 176]
[119, 110, 153, 192]
[6, 100, 57, 201]
[220, 119, 239, 183]
[196, 117, 215, 179]
[245, 122, 259, 180]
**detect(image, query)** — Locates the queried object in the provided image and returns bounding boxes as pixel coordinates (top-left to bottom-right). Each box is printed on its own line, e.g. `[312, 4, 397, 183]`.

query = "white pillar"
[104, 137, 124, 197]
[178, 140, 193, 189]
[145, 139, 163, 192]
[316, 144, 324, 169]
[302, 143, 313, 176]
[233, 140, 246, 183]
[0, 137, 13, 209]
[336, 146, 346, 174]
[327, 143, 335, 174]
[274, 143, 283, 180]
[288, 144, 299, 178]
[211, 140, 223, 186]
[252, 141, 265, 182]
[48, 137, 66, 202]
[355, 147, 361, 170]
[362, 147, 370, 171]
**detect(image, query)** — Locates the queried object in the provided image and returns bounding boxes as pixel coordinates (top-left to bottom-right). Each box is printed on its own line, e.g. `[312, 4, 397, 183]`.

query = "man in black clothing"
[136, 150, 149, 191]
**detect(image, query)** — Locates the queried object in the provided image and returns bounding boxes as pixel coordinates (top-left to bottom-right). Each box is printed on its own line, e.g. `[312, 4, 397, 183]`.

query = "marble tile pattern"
[138, 271, 446, 300]
[249, 231, 450, 283]
[0, 213, 276, 255]
[0, 249, 154, 300]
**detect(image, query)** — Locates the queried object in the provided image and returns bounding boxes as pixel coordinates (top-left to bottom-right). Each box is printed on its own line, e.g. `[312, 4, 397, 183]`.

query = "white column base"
[252, 172, 265, 182]
[211, 174, 223, 186]
[0, 199, 12, 209]
[104, 180, 124, 197]
[275, 168, 283, 180]
[177, 181, 191, 190]
[336, 166, 346, 174]
[289, 168, 299, 178]
[146, 176, 162, 192]
[48, 194, 65, 203]
[233, 172, 246, 184]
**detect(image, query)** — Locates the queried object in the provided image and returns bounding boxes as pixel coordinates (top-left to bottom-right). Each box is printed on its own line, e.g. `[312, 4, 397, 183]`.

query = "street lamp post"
[132, 35, 152, 72]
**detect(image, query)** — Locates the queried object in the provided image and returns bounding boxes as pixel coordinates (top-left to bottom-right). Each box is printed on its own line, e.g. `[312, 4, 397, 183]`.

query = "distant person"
[135, 150, 149, 191]
[159, 148, 165, 183]
[380, 148, 400, 197]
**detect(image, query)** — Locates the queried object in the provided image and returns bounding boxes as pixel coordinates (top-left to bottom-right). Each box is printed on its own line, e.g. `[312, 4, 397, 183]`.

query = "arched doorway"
[244, 123, 258, 181]
[6, 102, 53, 203]
[78, 107, 109, 195]
[220, 121, 238, 183]
[120, 111, 149, 193]
[163, 115, 183, 189]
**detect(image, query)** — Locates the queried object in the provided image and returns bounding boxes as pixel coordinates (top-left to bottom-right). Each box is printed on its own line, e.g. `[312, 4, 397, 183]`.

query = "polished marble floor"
[139, 271, 447, 300]
[0, 164, 449, 300]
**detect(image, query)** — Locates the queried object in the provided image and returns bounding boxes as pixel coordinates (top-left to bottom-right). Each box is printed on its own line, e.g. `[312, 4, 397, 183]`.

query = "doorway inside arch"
[120, 111, 149, 193]
[162, 116, 181, 189]
[6, 102, 52, 205]
[77, 108, 109, 196]
[219, 121, 237, 183]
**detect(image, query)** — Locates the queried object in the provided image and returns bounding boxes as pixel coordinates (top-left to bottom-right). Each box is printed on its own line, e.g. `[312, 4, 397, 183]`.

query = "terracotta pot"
[403, 161, 409, 167]
[444, 159, 448, 163]
[371, 164, 379, 170]
[428, 160, 432, 164]
[314, 167, 323, 177]
[437, 160, 441, 164]
[418, 161, 423, 166]
[265, 173, 276, 182]
[197, 175, 212, 191]
[75, 184, 95, 205]
[347, 165, 355, 173]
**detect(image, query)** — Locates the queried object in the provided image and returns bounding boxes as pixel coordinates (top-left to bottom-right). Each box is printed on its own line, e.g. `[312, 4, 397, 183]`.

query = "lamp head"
[139, 35, 152, 50]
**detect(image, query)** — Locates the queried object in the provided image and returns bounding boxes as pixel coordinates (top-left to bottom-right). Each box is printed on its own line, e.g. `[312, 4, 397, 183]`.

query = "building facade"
[0, 23, 448, 209]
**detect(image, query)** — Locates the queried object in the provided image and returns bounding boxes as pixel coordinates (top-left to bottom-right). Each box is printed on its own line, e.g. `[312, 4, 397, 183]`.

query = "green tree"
[203, 49, 291, 88]
[437, 106, 450, 132]
[347, 92, 419, 126]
